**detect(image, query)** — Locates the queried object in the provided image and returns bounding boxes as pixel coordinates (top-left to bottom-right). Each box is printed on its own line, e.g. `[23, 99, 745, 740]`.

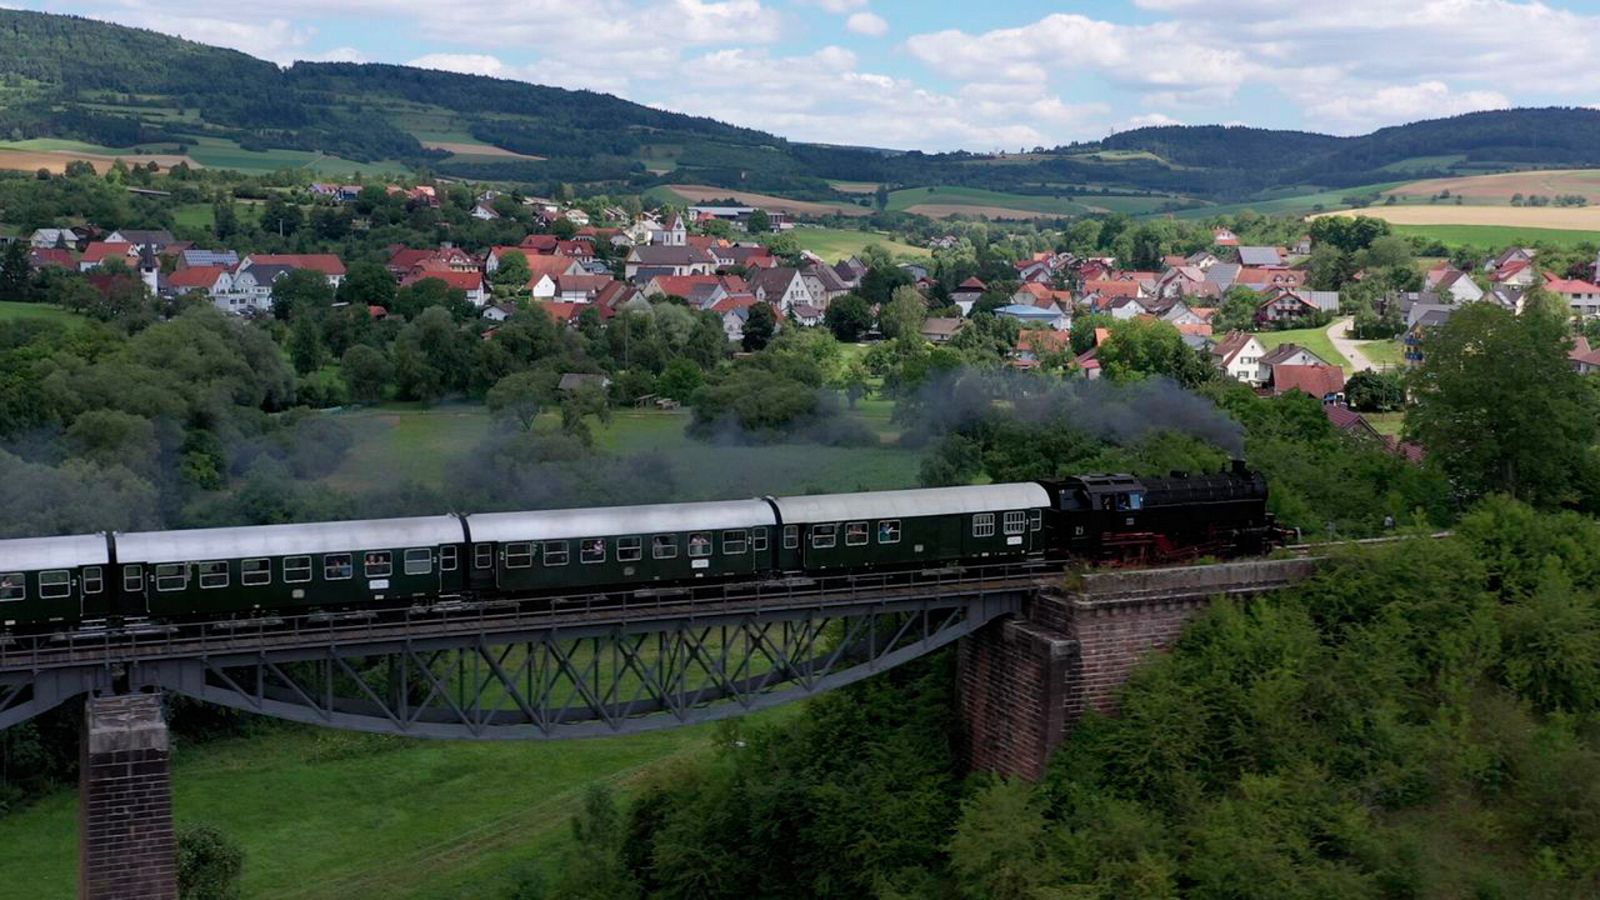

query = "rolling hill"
[7, 9, 1600, 213]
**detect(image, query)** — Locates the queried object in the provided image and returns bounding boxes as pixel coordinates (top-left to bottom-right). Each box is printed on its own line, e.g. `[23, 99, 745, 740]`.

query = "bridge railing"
[0, 557, 1061, 673]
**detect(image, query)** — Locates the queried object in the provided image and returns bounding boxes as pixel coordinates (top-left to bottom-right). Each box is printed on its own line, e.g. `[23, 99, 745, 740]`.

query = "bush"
[177, 823, 244, 900]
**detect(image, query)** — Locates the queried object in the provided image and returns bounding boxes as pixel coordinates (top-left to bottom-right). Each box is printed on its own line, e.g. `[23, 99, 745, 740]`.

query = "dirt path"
[1327, 316, 1381, 373]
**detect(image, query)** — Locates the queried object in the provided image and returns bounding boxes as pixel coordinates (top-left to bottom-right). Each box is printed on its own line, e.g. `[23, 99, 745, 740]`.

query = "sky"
[16, 0, 1600, 151]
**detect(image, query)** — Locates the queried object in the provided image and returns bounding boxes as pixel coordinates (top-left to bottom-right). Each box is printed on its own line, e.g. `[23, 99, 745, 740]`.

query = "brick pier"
[959, 558, 1319, 779]
[79, 692, 177, 900]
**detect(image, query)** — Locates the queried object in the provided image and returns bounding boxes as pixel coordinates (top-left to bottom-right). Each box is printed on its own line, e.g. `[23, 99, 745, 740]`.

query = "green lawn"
[1365, 412, 1405, 437]
[172, 200, 263, 231]
[1353, 339, 1405, 368]
[323, 404, 925, 501]
[1171, 181, 1412, 220]
[788, 227, 930, 262]
[1257, 327, 1351, 371]
[1390, 223, 1600, 249]
[0, 714, 790, 900]
[0, 301, 76, 322]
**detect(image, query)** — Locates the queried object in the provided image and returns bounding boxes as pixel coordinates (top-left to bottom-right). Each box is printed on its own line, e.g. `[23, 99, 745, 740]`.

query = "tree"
[1406, 302, 1600, 506]
[289, 315, 327, 375]
[486, 370, 551, 430]
[658, 357, 704, 402]
[560, 382, 612, 446]
[392, 277, 472, 321]
[337, 260, 397, 309]
[824, 294, 873, 342]
[259, 194, 301, 237]
[1211, 286, 1263, 333]
[1344, 369, 1404, 412]
[746, 209, 771, 233]
[550, 217, 578, 240]
[0, 239, 31, 300]
[1306, 244, 1355, 291]
[742, 302, 777, 351]
[875, 183, 890, 211]
[340, 344, 391, 403]
[1097, 318, 1214, 387]
[176, 823, 244, 900]
[270, 269, 334, 321]
[879, 285, 927, 342]
[492, 250, 531, 291]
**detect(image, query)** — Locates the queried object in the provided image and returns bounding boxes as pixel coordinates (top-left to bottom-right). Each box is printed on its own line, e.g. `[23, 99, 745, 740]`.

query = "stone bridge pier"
[958, 558, 1320, 780]
[79, 692, 177, 900]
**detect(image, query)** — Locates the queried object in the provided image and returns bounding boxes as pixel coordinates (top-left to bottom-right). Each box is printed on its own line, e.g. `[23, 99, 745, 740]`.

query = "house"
[624, 245, 715, 280]
[1212, 227, 1240, 247]
[1106, 295, 1154, 321]
[241, 254, 347, 287]
[1012, 329, 1071, 367]
[1012, 282, 1074, 310]
[1260, 342, 1332, 370]
[748, 267, 816, 314]
[1324, 403, 1385, 441]
[470, 203, 501, 221]
[1234, 267, 1306, 290]
[522, 256, 587, 298]
[1186, 250, 1221, 270]
[1238, 246, 1283, 267]
[800, 263, 851, 306]
[653, 215, 687, 247]
[180, 249, 239, 270]
[104, 229, 175, 252]
[29, 228, 80, 249]
[1083, 279, 1144, 303]
[403, 269, 487, 307]
[709, 295, 761, 342]
[78, 242, 134, 271]
[835, 257, 869, 287]
[1484, 247, 1536, 272]
[28, 248, 74, 271]
[920, 317, 966, 344]
[951, 276, 987, 314]
[1489, 258, 1537, 286]
[163, 265, 233, 304]
[482, 302, 518, 323]
[1427, 267, 1483, 303]
[1211, 331, 1269, 386]
[1403, 305, 1457, 367]
[1544, 273, 1600, 318]
[1075, 346, 1102, 379]
[1271, 364, 1345, 401]
[1254, 288, 1339, 326]
[554, 275, 616, 303]
[994, 303, 1068, 331]
[1204, 263, 1242, 292]
[1290, 235, 1313, 257]
[790, 304, 826, 327]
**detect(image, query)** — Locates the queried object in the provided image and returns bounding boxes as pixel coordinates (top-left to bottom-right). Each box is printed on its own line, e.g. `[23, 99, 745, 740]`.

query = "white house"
[748, 267, 816, 314]
[1212, 331, 1269, 386]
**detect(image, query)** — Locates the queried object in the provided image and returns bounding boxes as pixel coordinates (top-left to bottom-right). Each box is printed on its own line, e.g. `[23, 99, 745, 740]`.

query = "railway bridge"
[0, 554, 1325, 900]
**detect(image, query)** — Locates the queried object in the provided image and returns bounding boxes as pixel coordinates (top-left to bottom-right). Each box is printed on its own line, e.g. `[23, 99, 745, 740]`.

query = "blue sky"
[18, 0, 1600, 150]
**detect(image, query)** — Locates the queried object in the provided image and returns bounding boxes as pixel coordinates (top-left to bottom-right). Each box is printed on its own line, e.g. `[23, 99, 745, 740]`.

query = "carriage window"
[404, 549, 433, 575]
[845, 522, 869, 546]
[581, 539, 606, 564]
[1030, 509, 1042, 532]
[878, 520, 901, 544]
[364, 551, 392, 577]
[284, 556, 312, 583]
[323, 554, 354, 580]
[83, 566, 104, 594]
[688, 532, 712, 558]
[39, 570, 71, 599]
[440, 546, 458, 571]
[812, 524, 837, 549]
[122, 565, 143, 593]
[474, 543, 494, 569]
[617, 537, 642, 562]
[1003, 511, 1028, 536]
[783, 525, 799, 549]
[506, 543, 534, 568]
[652, 536, 678, 560]
[752, 528, 768, 551]
[242, 558, 271, 586]
[722, 530, 748, 554]
[544, 541, 569, 566]
[198, 561, 229, 589]
[972, 514, 996, 538]
[155, 563, 189, 592]
[0, 573, 22, 601]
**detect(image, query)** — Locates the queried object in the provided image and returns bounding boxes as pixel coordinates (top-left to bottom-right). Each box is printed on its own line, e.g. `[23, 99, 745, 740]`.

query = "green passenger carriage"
[0, 534, 111, 629]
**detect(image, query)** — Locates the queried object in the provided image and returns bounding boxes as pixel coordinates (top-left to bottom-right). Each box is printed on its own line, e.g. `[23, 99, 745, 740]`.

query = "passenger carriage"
[466, 500, 780, 596]
[114, 516, 468, 618]
[0, 534, 111, 628]
[770, 484, 1051, 573]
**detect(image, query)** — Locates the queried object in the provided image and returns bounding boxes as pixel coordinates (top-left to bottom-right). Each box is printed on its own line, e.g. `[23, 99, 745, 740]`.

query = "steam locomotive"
[0, 462, 1284, 632]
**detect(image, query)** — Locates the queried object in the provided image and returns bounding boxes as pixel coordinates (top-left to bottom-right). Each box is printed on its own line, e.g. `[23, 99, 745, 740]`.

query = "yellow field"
[827, 181, 880, 194]
[1389, 169, 1600, 203]
[420, 141, 544, 161]
[0, 148, 201, 174]
[663, 185, 871, 217]
[1314, 205, 1600, 230]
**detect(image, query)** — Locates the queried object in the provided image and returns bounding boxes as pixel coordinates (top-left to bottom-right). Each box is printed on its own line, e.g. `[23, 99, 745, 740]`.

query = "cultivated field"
[1318, 205, 1600, 231]
[0, 147, 200, 174]
[420, 140, 544, 161]
[1388, 169, 1600, 204]
[827, 181, 880, 194]
[790, 227, 930, 261]
[902, 203, 1063, 220]
[661, 185, 871, 217]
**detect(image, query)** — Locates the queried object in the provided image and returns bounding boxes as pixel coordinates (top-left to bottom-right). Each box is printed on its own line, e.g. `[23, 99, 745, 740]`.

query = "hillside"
[7, 9, 1600, 209]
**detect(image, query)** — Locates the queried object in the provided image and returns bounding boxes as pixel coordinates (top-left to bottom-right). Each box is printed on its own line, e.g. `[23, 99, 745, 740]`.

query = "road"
[1326, 316, 1383, 373]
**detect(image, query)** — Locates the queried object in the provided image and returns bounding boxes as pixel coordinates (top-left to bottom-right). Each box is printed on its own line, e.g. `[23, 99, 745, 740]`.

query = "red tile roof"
[404, 269, 482, 292]
[248, 254, 346, 277]
[81, 242, 133, 265]
[165, 266, 228, 289]
[1543, 273, 1600, 294]
[1084, 280, 1141, 299]
[1016, 330, 1070, 354]
[1272, 364, 1345, 399]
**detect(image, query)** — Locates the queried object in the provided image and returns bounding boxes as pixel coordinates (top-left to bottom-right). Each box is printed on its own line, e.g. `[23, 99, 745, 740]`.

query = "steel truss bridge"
[0, 561, 1047, 739]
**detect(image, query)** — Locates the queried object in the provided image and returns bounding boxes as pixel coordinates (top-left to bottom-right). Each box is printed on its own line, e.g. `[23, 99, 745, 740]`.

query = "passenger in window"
[690, 534, 710, 555]
[588, 539, 605, 557]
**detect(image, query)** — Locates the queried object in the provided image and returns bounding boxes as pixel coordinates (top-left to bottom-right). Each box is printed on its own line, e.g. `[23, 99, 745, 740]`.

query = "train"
[0, 461, 1286, 632]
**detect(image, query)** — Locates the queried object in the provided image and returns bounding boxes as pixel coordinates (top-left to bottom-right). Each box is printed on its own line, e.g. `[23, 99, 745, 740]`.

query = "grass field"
[0, 301, 75, 322]
[0, 715, 787, 899]
[171, 201, 262, 231]
[1353, 339, 1405, 368]
[887, 186, 1092, 219]
[1387, 168, 1600, 204]
[322, 404, 924, 505]
[1257, 327, 1350, 371]
[1389, 223, 1600, 248]
[789, 227, 930, 261]
[1365, 412, 1405, 437]
[1172, 181, 1412, 220]
[654, 185, 871, 218]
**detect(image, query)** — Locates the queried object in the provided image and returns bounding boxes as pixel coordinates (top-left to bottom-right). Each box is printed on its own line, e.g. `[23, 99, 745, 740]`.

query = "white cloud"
[1307, 81, 1510, 131]
[805, 0, 865, 11]
[845, 11, 887, 36]
[406, 53, 506, 77]
[299, 46, 368, 63]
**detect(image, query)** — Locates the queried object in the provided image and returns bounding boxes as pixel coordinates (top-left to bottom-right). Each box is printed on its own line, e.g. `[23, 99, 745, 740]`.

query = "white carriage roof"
[0, 533, 110, 571]
[466, 499, 777, 542]
[115, 516, 465, 564]
[771, 483, 1050, 524]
